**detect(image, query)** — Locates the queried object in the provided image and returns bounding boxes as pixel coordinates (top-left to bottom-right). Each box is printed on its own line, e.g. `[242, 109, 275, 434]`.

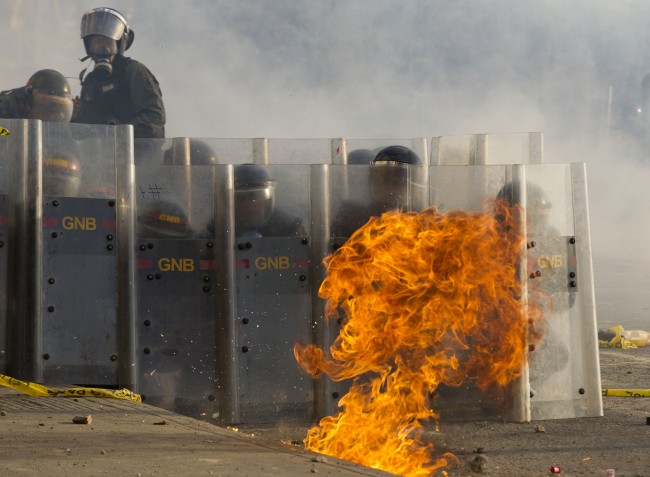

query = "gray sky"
[3, 0, 650, 326]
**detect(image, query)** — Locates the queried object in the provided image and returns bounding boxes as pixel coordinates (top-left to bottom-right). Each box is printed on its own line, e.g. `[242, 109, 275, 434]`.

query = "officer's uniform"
[75, 55, 166, 138]
[0, 88, 27, 119]
[331, 200, 387, 238]
[238, 209, 306, 238]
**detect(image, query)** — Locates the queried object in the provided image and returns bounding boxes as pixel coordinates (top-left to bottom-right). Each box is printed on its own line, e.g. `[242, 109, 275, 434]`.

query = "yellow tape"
[598, 324, 638, 349]
[602, 388, 650, 397]
[0, 374, 141, 402]
[0, 126, 10, 136]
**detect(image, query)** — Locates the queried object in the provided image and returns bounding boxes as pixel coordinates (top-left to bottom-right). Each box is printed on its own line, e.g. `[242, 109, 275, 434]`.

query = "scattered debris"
[100, 450, 106, 455]
[468, 455, 488, 473]
[0, 410, 7, 416]
[475, 447, 485, 454]
[153, 420, 167, 425]
[311, 456, 328, 463]
[534, 424, 546, 433]
[72, 415, 92, 425]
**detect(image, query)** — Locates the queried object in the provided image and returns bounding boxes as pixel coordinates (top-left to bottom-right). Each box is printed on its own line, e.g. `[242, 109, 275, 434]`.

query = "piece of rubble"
[468, 454, 488, 473]
[72, 415, 92, 425]
[153, 420, 167, 425]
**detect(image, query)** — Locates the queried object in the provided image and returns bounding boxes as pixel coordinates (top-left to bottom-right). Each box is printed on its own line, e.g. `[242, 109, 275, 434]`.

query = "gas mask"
[86, 35, 118, 75]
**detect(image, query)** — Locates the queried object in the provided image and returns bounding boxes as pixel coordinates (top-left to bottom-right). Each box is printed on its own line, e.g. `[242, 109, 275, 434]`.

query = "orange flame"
[295, 201, 541, 476]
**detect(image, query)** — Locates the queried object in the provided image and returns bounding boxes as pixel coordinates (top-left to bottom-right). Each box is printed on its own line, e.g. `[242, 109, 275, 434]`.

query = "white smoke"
[2, 0, 650, 327]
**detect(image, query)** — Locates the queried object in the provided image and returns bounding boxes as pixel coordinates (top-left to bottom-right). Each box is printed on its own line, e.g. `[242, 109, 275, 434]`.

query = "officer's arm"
[127, 64, 166, 138]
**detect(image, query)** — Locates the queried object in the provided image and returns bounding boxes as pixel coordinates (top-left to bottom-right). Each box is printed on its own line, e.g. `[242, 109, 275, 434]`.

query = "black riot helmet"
[496, 180, 552, 233]
[162, 139, 219, 166]
[346, 148, 375, 165]
[372, 145, 422, 166]
[369, 145, 422, 208]
[138, 199, 193, 239]
[26, 70, 73, 122]
[42, 153, 81, 197]
[234, 163, 275, 230]
[81, 7, 134, 56]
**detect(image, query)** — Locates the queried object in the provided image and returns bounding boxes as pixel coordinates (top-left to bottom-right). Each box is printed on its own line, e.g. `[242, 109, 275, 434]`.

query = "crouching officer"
[74, 7, 166, 138]
[0, 69, 73, 122]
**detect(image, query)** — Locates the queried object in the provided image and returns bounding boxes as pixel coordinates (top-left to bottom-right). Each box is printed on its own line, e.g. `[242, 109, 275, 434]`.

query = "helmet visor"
[31, 91, 73, 122]
[235, 185, 275, 229]
[81, 8, 127, 40]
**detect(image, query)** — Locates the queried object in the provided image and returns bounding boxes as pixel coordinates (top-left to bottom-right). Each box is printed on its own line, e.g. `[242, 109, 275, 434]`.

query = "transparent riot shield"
[3, 119, 42, 380]
[311, 162, 429, 419]
[431, 132, 543, 165]
[0, 181, 6, 373]
[38, 122, 131, 384]
[523, 164, 601, 420]
[133, 142, 217, 418]
[0, 120, 11, 373]
[425, 165, 531, 422]
[153, 138, 334, 165]
[229, 163, 313, 423]
[426, 163, 601, 422]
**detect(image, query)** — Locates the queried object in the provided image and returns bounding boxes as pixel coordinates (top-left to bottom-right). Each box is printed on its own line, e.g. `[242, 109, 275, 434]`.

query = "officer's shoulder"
[121, 56, 155, 74]
[0, 87, 22, 98]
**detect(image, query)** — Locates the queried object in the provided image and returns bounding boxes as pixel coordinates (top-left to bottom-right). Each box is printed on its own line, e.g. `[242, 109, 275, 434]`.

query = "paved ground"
[0, 388, 393, 477]
[1, 347, 649, 477]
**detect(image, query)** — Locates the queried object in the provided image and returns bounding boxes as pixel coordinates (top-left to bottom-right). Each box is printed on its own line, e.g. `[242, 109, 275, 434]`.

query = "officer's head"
[234, 163, 275, 230]
[496, 181, 552, 234]
[138, 199, 193, 239]
[81, 7, 134, 74]
[43, 153, 81, 197]
[369, 145, 422, 208]
[26, 70, 73, 122]
[162, 139, 219, 166]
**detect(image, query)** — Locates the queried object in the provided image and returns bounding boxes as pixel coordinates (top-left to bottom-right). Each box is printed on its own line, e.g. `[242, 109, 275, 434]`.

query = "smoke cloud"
[2, 0, 649, 327]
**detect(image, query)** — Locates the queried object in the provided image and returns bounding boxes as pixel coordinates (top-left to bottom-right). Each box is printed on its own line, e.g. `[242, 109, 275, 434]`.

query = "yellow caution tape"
[598, 324, 638, 349]
[602, 388, 650, 397]
[0, 126, 10, 136]
[0, 374, 141, 402]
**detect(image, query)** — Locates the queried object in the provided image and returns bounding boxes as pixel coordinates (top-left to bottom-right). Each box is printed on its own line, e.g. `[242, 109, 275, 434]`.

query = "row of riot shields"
[0, 120, 601, 424]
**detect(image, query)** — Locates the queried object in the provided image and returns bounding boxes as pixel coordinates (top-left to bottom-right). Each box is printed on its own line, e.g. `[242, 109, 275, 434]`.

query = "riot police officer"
[331, 145, 423, 237]
[74, 7, 166, 138]
[202, 164, 305, 238]
[233, 163, 305, 238]
[495, 180, 552, 236]
[0, 69, 73, 122]
[496, 180, 572, 391]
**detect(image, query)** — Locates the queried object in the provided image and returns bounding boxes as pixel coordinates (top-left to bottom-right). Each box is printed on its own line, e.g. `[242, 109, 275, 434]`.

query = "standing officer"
[0, 69, 73, 122]
[73, 7, 166, 138]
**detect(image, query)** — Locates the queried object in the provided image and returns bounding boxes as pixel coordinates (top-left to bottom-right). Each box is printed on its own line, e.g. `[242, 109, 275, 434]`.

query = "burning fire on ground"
[294, 201, 543, 476]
